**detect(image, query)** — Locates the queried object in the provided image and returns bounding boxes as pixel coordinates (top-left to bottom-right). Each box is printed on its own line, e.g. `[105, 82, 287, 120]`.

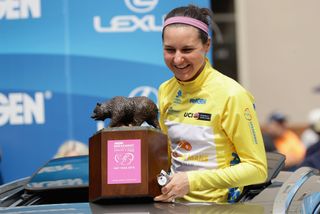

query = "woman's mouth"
[174, 64, 190, 70]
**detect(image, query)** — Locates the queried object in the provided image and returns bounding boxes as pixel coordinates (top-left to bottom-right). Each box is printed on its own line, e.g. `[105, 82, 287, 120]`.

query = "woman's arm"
[188, 91, 267, 191]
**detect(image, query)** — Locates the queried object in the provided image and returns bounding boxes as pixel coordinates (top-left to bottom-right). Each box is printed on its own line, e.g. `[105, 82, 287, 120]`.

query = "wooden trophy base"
[89, 127, 169, 202]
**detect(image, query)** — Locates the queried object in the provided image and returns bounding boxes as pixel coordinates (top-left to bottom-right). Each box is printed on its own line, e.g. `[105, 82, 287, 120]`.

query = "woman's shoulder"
[159, 77, 177, 91]
[208, 68, 249, 97]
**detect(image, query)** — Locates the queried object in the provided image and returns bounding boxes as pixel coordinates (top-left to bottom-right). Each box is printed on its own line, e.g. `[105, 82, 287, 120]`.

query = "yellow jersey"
[158, 59, 267, 203]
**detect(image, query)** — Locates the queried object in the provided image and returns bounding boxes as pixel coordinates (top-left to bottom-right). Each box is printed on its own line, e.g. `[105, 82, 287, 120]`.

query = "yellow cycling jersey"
[158, 59, 267, 203]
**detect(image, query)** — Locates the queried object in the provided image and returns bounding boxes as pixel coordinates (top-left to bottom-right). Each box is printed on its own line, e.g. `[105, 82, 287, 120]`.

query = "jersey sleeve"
[158, 83, 172, 163]
[187, 90, 267, 191]
[158, 83, 168, 135]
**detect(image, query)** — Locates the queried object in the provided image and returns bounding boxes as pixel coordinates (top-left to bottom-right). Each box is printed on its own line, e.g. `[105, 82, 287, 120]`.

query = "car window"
[0, 156, 89, 207]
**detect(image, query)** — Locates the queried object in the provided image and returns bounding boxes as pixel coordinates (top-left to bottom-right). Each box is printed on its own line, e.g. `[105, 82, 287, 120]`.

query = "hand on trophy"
[157, 170, 170, 187]
[154, 172, 189, 203]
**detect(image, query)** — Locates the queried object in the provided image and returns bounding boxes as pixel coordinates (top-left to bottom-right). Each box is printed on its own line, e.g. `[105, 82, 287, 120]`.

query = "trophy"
[89, 96, 169, 202]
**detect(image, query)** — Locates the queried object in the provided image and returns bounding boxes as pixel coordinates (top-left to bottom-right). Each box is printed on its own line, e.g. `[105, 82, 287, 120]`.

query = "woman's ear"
[204, 37, 211, 53]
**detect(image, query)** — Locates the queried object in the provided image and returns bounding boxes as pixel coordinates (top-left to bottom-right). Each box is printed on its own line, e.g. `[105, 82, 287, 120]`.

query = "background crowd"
[263, 108, 320, 171]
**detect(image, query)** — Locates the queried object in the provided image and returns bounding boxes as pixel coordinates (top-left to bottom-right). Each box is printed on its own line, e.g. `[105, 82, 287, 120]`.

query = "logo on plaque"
[107, 139, 141, 184]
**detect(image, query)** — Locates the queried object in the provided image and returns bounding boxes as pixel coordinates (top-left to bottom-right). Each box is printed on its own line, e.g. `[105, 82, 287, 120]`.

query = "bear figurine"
[91, 96, 160, 129]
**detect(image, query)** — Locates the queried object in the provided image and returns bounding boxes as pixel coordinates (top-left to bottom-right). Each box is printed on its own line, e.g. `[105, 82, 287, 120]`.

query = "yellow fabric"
[158, 59, 267, 202]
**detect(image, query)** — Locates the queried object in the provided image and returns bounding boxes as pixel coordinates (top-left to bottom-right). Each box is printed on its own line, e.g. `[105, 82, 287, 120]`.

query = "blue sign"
[0, 0, 210, 183]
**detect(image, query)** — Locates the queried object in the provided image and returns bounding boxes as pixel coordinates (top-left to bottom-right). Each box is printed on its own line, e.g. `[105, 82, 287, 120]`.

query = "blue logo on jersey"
[176, 90, 182, 98]
[189, 98, 206, 104]
[173, 90, 182, 104]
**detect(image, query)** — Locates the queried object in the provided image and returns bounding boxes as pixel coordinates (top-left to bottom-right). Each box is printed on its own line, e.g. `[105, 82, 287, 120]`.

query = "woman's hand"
[154, 172, 189, 202]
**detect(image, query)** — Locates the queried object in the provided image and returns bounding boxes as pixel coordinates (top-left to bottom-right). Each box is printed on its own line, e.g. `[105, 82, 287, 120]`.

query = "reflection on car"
[0, 153, 319, 213]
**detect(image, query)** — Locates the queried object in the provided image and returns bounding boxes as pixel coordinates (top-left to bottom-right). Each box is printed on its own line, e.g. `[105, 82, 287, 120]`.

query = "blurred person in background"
[54, 140, 88, 158]
[264, 112, 306, 170]
[298, 109, 320, 169]
[295, 87, 320, 170]
[301, 108, 320, 149]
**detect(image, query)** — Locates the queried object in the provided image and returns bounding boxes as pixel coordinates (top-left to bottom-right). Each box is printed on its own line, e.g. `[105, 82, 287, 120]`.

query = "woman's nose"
[173, 52, 184, 64]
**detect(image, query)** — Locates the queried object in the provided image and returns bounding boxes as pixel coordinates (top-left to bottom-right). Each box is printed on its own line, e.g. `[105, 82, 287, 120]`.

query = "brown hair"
[162, 4, 214, 44]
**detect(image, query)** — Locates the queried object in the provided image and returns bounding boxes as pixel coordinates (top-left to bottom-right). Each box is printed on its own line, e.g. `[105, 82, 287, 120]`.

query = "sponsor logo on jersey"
[172, 140, 209, 162]
[248, 121, 258, 144]
[176, 90, 182, 98]
[167, 106, 180, 115]
[243, 107, 258, 144]
[184, 112, 211, 121]
[189, 98, 206, 104]
[173, 90, 182, 104]
[244, 108, 252, 121]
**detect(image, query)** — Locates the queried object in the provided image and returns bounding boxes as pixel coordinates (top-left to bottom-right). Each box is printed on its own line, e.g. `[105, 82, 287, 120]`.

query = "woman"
[154, 5, 267, 203]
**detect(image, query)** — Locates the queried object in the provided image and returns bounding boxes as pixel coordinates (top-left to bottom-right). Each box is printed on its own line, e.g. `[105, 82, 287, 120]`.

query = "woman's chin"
[175, 75, 192, 82]
[173, 70, 194, 82]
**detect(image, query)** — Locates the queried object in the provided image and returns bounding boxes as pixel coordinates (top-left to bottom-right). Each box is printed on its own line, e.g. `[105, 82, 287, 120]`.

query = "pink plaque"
[107, 139, 141, 184]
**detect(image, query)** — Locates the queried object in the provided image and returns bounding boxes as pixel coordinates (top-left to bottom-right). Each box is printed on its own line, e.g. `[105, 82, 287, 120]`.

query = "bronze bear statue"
[91, 96, 160, 129]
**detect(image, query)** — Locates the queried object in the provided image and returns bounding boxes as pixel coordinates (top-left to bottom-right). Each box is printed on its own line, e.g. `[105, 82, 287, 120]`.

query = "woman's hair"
[162, 4, 214, 44]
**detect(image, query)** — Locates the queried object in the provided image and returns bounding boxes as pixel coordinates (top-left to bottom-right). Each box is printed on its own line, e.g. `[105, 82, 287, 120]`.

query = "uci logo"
[184, 112, 199, 119]
[124, 0, 159, 13]
[184, 112, 194, 118]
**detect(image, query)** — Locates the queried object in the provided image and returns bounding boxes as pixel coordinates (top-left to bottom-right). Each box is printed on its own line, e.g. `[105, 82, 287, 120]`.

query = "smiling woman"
[162, 11, 211, 82]
[163, 25, 209, 81]
[155, 4, 267, 203]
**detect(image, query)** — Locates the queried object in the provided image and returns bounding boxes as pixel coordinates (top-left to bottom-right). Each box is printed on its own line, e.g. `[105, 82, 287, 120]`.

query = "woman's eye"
[165, 48, 175, 53]
[182, 48, 193, 53]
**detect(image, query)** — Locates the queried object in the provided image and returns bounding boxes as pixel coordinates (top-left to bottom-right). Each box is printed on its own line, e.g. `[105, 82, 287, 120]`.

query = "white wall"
[235, 0, 320, 124]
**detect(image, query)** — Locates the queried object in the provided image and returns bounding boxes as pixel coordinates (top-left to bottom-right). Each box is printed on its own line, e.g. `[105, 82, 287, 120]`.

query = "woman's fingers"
[154, 172, 189, 202]
[154, 192, 176, 202]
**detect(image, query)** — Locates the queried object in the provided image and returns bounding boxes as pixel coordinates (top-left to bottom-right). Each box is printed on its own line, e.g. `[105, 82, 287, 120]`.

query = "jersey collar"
[176, 58, 212, 92]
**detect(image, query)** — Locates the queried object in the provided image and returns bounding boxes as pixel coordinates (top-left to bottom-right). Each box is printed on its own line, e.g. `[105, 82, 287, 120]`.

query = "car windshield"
[0, 156, 89, 207]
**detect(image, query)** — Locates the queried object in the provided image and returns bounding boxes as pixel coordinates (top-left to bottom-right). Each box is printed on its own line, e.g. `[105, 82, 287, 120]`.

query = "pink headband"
[163, 16, 209, 34]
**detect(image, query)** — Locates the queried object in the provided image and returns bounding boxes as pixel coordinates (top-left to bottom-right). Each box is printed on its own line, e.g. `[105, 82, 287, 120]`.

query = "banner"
[0, 0, 210, 182]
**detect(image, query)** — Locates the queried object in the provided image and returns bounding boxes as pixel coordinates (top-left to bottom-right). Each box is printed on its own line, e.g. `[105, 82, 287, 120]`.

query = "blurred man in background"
[264, 112, 306, 170]
[298, 109, 320, 169]
[301, 108, 320, 149]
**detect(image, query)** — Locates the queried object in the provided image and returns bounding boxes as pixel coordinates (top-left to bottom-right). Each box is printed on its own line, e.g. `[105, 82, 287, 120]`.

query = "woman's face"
[163, 25, 210, 82]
